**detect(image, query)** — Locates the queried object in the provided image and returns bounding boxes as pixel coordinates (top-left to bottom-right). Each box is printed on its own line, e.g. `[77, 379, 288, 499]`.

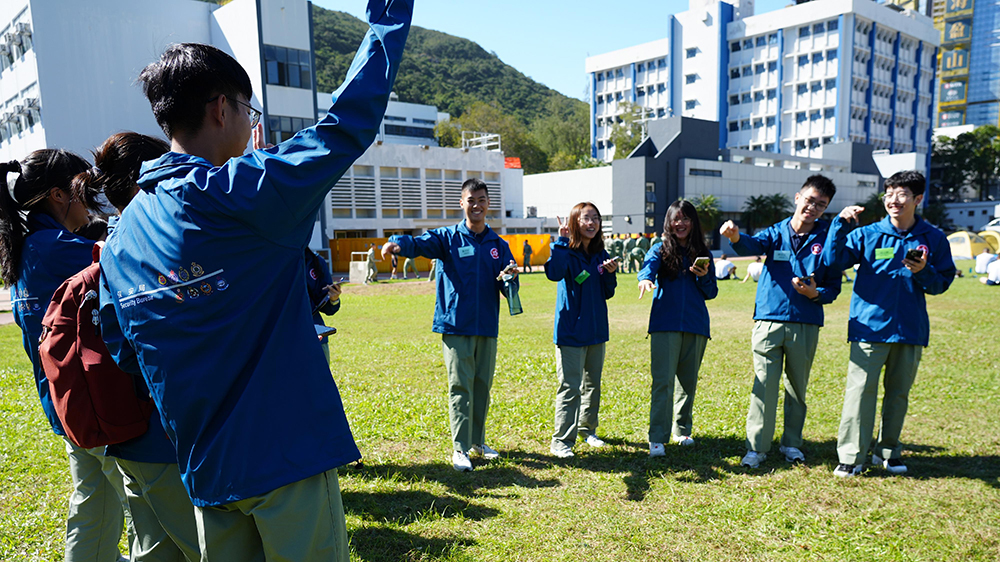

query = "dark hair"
[0, 149, 90, 285]
[567, 202, 606, 255]
[720, 254, 729, 260]
[72, 132, 170, 213]
[461, 178, 489, 198]
[659, 200, 710, 279]
[884, 170, 925, 197]
[801, 174, 836, 200]
[138, 43, 253, 139]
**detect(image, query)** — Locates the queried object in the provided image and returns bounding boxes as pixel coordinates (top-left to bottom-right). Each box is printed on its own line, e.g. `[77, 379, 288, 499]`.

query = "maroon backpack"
[38, 244, 154, 449]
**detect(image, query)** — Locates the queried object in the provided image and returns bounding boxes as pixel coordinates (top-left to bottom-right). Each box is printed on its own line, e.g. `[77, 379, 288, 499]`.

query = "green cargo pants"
[552, 343, 605, 447]
[649, 331, 707, 444]
[116, 459, 200, 562]
[442, 334, 498, 453]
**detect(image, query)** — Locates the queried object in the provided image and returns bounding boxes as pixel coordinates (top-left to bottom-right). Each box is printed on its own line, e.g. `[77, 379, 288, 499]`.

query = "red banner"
[504, 157, 522, 169]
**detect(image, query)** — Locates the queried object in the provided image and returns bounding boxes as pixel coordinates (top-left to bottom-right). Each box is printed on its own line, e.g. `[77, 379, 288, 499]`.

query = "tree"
[531, 98, 591, 171]
[930, 125, 1000, 202]
[432, 101, 548, 174]
[689, 194, 722, 247]
[608, 101, 647, 160]
[741, 193, 792, 233]
[919, 201, 951, 230]
[855, 192, 886, 226]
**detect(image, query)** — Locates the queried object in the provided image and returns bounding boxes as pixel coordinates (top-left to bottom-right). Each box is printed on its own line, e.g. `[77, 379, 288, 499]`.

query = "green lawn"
[2, 262, 999, 561]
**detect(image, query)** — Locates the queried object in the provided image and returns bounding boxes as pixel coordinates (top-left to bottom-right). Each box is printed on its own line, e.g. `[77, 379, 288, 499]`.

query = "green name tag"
[875, 247, 895, 260]
[574, 270, 591, 284]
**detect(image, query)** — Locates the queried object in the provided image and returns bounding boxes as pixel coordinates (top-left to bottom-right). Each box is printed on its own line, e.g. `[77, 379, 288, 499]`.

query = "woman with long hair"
[545, 202, 618, 458]
[0, 149, 130, 560]
[76, 132, 203, 562]
[637, 199, 718, 457]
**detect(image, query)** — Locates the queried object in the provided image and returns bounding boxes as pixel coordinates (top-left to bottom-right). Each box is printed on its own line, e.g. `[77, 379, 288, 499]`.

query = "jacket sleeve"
[200, 0, 413, 246]
[98, 269, 141, 377]
[823, 217, 862, 272]
[813, 260, 842, 305]
[600, 250, 617, 300]
[731, 227, 772, 257]
[637, 244, 662, 283]
[545, 237, 570, 282]
[695, 258, 719, 301]
[391, 229, 448, 260]
[912, 233, 956, 295]
[320, 299, 342, 317]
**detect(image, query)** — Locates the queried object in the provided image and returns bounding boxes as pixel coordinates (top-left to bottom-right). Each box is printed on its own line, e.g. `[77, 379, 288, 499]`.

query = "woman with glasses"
[0, 149, 132, 561]
[637, 200, 718, 457]
[545, 202, 618, 458]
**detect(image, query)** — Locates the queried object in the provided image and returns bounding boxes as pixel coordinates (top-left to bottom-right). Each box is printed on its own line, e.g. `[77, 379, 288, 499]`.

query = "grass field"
[2, 260, 998, 561]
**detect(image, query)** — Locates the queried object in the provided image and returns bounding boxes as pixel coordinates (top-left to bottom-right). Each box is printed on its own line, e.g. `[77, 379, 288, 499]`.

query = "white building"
[586, 0, 939, 164]
[317, 92, 450, 147]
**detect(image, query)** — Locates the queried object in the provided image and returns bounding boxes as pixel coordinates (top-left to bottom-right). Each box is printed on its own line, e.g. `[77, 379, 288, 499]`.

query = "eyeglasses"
[801, 197, 828, 211]
[206, 95, 261, 128]
[578, 215, 601, 224]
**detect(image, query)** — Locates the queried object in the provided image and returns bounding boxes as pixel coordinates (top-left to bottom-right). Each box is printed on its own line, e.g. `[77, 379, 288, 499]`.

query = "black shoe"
[833, 463, 862, 477]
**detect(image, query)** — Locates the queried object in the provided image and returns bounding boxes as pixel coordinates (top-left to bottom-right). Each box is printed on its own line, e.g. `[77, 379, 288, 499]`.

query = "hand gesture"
[689, 259, 710, 278]
[638, 279, 655, 299]
[839, 205, 864, 224]
[381, 242, 399, 260]
[601, 257, 618, 273]
[252, 123, 275, 150]
[506, 260, 520, 280]
[791, 276, 819, 299]
[719, 220, 740, 243]
[902, 249, 927, 274]
[557, 216, 570, 238]
[325, 282, 342, 302]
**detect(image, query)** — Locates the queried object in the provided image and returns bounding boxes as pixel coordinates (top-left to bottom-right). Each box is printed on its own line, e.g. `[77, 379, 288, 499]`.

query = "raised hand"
[252, 123, 275, 150]
[839, 205, 864, 224]
[719, 220, 740, 243]
[557, 216, 570, 238]
[638, 279, 655, 299]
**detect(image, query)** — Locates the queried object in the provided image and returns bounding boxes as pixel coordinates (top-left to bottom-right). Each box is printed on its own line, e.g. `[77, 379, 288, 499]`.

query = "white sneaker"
[584, 435, 606, 448]
[872, 454, 908, 474]
[741, 450, 766, 469]
[779, 446, 806, 464]
[550, 442, 575, 458]
[452, 451, 473, 472]
[672, 434, 695, 446]
[649, 442, 666, 457]
[470, 444, 500, 460]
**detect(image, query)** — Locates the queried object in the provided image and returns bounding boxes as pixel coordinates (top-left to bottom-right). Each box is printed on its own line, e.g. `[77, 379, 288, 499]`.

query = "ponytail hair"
[0, 149, 89, 285]
[72, 132, 170, 214]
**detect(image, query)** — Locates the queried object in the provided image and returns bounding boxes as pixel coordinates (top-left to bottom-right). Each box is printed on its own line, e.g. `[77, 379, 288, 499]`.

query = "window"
[729, 121, 739, 132]
[827, 19, 838, 32]
[797, 84, 808, 94]
[768, 60, 778, 72]
[690, 168, 722, 177]
[742, 93, 752, 103]
[755, 63, 765, 74]
[742, 66, 752, 77]
[606, 71, 613, 79]
[637, 87, 645, 97]
[753, 119, 763, 129]
[264, 44, 313, 89]
[756, 36, 766, 47]
[766, 116, 776, 126]
[657, 83, 666, 93]
[823, 136, 833, 144]
[824, 108, 835, 118]
[825, 79, 836, 90]
[827, 49, 838, 60]
[754, 91, 764, 101]
[730, 95, 740, 106]
[658, 58, 667, 68]
[812, 52, 823, 63]
[731, 68, 741, 79]
[765, 143, 775, 151]
[809, 138, 820, 148]
[740, 119, 751, 130]
[385, 124, 435, 139]
[646, 202, 656, 214]
[813, 23, 825, 35]
[657, 108, 666, 117]
[743, 39, 753, 50]
[795, 140, 806, 150]
[798, 55, 809, 66]
[384, 115, 406, 122]
[731, 41, 742, 52]
[615, 68, 624, 77]
[637, 62, 645, 72]
[799, 26, 810, 38]
[796, 112, 807, 123]
[686, 74, 697, 84]
[768, 33, 778, 45]
[767, 88, 777, 99]
[811, 82, 822, 92]
[616, 92, 623, 101]
[686, 48, 697, 58]
[810, 110, 821, 121]
[597, 73, 604, 82]
[685, 100, 696, 110]
[597, 140, 604, 149]
[267, 115, 314, 145]
[597, 95, 604, 105]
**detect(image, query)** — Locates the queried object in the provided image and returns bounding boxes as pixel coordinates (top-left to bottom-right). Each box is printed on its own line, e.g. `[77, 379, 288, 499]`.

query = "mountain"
[311, 6, 587, 126]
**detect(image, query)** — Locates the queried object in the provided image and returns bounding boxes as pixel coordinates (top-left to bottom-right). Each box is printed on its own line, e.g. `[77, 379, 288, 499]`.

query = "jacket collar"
[25, 210, 68, 235]
[457, 220, 496, 242]
[137, 152, 214, 192]
[874, 214, 930, 238]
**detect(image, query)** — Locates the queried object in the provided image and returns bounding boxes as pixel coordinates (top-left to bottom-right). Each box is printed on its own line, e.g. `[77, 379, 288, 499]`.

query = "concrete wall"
[522, 166, 613, 221]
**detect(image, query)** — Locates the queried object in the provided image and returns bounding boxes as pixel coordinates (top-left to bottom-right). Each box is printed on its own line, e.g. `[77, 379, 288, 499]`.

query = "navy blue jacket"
[823, 215, 955, 346]
[545, 237, 616, 347]
[305, 249, 340, 326]
[98, 0, 411, 507]
[731, 218, 841, 326]
[637, 243, 718, 339]
[390, 222, 517, 338]
[11, 212, 94, 435]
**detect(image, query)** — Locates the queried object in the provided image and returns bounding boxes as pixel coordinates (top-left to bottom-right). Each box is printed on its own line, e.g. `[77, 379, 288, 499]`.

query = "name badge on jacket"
[875, 247, 895, 260]
[773, 250, 791, 262]
[458, 246, 475, 258]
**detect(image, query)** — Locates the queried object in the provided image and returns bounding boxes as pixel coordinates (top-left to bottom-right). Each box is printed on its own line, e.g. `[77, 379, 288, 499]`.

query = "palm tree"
[689, 194, 722, 248]
[856, 192, 886, 226]
[741, 193, 792, 233]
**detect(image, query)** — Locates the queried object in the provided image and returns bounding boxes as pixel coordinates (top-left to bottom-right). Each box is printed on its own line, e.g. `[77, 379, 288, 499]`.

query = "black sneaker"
[872, 454, 908, 474]
[833, 463, 862, 477]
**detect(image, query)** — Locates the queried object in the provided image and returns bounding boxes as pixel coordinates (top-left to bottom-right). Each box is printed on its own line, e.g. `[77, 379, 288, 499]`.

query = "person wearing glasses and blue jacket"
[719, 175, 842, 470]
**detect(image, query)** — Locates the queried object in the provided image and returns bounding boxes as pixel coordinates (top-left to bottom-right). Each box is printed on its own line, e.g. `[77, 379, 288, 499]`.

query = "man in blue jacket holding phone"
[720, 175, 842, 469]
[824, 170, 955, 477]
[99, 1, 412, 559]
[381, 179, 518, 472]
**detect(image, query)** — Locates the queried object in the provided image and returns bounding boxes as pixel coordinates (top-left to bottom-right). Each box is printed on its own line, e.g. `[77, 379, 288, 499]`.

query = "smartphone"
[613, 256, 622, 262]
[905, 249, 923, 261]
[801, 272, 815, 285]
[693, 257, 711, 269]
[315, 324, 337, 338]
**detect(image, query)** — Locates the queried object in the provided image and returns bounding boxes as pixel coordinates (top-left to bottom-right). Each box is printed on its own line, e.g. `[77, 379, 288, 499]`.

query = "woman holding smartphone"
[545, 202, 618, 458]
[637, 200, 718, 457]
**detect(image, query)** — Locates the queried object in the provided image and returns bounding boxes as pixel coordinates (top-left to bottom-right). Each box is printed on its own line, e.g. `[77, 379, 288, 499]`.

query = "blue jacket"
[98, 0, 411, 507]
[390, 222, 517, 338]
[11, 212, 94, 435]
[731, 217, 841, 326]
[545, 237, 616, 347]
[305, 249, 340, 326]
[637, 243, 718, 338]
[823, 215, 955, 346]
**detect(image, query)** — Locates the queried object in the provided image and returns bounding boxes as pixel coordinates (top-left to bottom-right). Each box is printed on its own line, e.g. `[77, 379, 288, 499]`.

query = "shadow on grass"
[350, 525, 473, 562]
[347, 459, 561, 498]
[342, 489, 500, 524]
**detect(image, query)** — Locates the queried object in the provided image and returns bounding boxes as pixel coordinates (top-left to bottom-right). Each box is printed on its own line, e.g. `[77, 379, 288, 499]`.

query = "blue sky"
[312, 0, 791, 101]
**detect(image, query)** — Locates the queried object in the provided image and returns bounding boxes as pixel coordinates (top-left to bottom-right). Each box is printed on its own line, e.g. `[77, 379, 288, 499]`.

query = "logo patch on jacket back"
[490, 248, 499, 259]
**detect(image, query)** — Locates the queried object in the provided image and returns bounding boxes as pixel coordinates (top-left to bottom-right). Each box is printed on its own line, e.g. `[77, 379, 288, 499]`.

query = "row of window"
[384, 124, 435, 139]
[729, 89, 777, 105]
[730, 19, 838, 54]
[0, 100, 40, 145]
[263, 44, 312, 90]
[0, 22, 33, 72]
[794, 137, 835, 151]
[595, 59, 667, 81]
[798, 20, 838, 38]
[797, 49, 839, 66]
[596, 84, 667, 104]
[267, 115, 314, 146]
[728, 116, 777, 132]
